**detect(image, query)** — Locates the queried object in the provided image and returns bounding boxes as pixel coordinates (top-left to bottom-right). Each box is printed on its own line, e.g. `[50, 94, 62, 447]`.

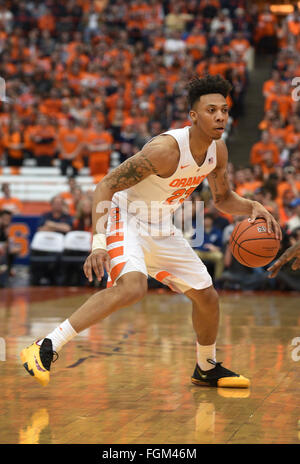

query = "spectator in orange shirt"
[58, 118, 84, 176]
[267, 118, 288, 145]
[84, 121, 113, 176]
[258, 109, 281, 132]
[229, 31, 250, 60]
[265, 83, 293, 121]
[287, 11, 300, 37]
[276, 166, 300, 214]
[29, 115, 57, 167]
[262, 70, 282, 99]
[277, 187, 296, 227]
[235, 166, 263, 197]
[250, 131, 280, 173]
[185, 25, 207, 62]
[60, 177, 79, 216]
[255, 5, 277, 53]
[285, 119, 300, 151]
[0, 183, 23, 215]
[37, 8, 55, 33]
[3, 120, 25, 167]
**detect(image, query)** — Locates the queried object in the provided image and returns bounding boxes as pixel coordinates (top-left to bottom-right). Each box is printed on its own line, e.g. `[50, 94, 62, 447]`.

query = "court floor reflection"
[0, 287, 299, 443]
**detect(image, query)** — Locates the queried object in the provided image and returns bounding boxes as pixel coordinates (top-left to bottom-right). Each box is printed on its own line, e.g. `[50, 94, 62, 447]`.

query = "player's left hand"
[267, 241, 300, 278]
[249, 201, 282, 241]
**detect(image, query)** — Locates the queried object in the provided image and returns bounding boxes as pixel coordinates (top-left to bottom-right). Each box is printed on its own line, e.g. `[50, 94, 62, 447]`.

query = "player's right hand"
[83, 249, 111, 282]
[267, 241, 300, 278]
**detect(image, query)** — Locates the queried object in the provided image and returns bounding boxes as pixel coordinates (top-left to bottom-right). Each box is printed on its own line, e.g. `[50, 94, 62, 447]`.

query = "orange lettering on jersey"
[179, 178, 187, 187]
[169, 179, 180, 188]
[166, 174, 208, 205]
[192, 176, 202, 185]
[169, 175, 207, 188]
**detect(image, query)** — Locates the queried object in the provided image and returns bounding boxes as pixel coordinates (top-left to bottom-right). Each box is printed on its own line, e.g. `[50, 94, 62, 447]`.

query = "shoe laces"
[207, 359, 222, 368]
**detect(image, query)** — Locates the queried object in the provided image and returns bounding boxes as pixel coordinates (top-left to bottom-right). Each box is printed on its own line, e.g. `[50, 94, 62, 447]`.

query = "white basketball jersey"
[113, 126, 217, 224]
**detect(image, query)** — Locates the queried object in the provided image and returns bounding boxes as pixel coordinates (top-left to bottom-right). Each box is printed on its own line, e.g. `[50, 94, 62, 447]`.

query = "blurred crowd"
[0, 0, 299, 290]
[0, 0, 255, 176]
[223, 5, 300, 290]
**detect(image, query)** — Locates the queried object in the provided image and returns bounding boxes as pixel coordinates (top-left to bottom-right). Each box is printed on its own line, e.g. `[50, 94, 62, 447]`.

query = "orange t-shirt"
[288, 21, 300, 36]
[285, 131, 300, 147]
[265, 93, 293, 120]
[29, 125, 57, 157]
[3, 131, 24, 159]
[268, 126, 288, 142]
[85, 129, 113, 156]
[277, 181, 300, 207]
[229, 38, 250, 56]
[38, 14, 55, 32]
[0, 197, 23, 214]
[235, 181, 262, 197]
[85, 129, 113, 176]
[58, 126, 84, 159]
[250, 141, 279, 165]
[39, 98, 62, 117]
[186, 34, 207, 60]
[60, 192, 76, 216]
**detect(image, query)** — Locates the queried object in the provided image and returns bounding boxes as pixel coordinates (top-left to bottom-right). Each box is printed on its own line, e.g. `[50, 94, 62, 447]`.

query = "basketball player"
[21, 75, 281, 388]
[267, 240, 300, 277]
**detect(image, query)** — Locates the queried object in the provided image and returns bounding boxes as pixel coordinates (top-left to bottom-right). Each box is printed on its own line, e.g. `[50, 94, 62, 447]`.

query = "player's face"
[189, 94, 229, 140]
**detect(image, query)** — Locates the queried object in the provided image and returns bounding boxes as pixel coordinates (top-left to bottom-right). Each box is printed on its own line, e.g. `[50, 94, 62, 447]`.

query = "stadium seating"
[61, 231, 92, 285]
[30, 231, 65, 285]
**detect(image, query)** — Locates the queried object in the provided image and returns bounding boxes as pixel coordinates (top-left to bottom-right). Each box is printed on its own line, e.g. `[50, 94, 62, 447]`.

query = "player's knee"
[187, 285, 219, 307]
[117, 274, 148, 305]
[122, 283, 147, 305]
[201, 286, 219, 304]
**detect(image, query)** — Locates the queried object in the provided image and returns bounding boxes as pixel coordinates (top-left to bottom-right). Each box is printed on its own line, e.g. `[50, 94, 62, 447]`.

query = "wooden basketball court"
[0, 286, 299, 444]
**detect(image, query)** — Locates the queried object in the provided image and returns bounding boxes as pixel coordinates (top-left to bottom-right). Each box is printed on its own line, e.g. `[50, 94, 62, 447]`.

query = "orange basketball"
[229, 218, 280, 268]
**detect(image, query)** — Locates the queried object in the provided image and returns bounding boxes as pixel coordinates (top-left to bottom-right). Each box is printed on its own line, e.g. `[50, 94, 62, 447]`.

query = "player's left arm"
[207, 140, 282, 240]
[267, 240, 300, 277]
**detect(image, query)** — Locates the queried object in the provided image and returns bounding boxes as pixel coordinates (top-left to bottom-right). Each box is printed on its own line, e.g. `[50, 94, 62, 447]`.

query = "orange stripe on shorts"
[108, 246, 124, 259]
[106, 233, 124, 245]
[155, 271, 171, 282]
[110, 262, 125, 283]
[110, 221, 123, 232]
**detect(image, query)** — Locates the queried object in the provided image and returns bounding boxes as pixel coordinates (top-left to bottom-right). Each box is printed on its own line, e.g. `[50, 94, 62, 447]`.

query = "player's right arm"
[267, 240, 300, 278]
[83, 135, 178, 282]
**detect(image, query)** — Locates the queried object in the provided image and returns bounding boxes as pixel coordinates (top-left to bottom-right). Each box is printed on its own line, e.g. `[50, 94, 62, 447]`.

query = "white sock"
[37, 319, 77, 352]
[196, 342, 216, 371]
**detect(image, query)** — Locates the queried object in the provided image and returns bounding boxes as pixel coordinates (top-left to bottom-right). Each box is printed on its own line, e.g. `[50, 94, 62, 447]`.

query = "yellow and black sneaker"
[20, 338, 58, 387]
[191, 359, 250, 388]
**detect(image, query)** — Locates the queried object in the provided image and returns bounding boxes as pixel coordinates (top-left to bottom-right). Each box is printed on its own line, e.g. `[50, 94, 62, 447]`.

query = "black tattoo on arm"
[103, 152, 159, 192]
[208, 169, 231, 204]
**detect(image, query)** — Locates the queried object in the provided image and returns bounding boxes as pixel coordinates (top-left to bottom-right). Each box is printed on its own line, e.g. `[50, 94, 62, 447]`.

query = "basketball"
[229, 218, 280, 268]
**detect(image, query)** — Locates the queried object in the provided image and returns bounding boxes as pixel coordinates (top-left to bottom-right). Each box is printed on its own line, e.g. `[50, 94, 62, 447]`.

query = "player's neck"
[189, 125, 213, 156]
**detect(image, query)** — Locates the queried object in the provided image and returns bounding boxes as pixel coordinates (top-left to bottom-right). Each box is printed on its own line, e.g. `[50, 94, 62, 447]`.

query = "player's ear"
[189, 110, 197, 123]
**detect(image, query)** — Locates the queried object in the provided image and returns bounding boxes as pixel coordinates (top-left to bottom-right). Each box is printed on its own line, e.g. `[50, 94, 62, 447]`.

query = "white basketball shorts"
[105, 205, 212, 293]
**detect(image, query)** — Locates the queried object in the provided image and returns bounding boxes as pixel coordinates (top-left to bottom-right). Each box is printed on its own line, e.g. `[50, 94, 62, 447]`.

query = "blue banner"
[9, 215, 41, 265]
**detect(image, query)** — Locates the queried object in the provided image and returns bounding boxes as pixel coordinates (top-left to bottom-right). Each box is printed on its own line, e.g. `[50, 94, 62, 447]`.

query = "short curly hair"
[187, 74, 232, 109]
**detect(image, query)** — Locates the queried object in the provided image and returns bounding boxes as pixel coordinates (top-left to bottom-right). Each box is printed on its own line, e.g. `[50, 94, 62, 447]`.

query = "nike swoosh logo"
[180, 165, 190, 169]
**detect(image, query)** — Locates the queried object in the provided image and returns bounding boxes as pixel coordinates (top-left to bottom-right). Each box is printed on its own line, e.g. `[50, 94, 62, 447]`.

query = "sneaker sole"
[191, 377, 212, 387]
[191, 376, 250, 388]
